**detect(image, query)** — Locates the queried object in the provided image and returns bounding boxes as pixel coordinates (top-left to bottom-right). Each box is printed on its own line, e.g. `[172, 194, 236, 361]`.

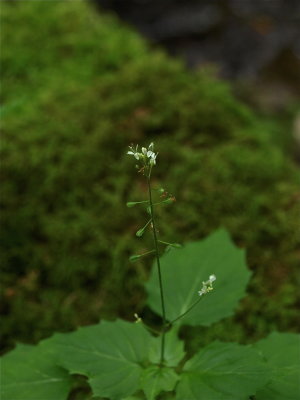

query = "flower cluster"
[198, 274, 216, 296]
[127, 143, 158, 166]
[134, 313, 142, 323]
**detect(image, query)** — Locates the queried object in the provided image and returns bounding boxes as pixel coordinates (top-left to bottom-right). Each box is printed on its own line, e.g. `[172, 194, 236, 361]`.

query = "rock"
[93, 0, 300, 82]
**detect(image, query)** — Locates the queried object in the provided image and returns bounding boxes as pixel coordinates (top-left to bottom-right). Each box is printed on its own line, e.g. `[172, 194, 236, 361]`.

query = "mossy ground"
[1, 0, 299, 355]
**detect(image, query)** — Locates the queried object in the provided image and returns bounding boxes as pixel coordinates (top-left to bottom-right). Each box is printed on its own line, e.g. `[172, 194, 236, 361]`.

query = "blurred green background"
[1, 0, 299, 356]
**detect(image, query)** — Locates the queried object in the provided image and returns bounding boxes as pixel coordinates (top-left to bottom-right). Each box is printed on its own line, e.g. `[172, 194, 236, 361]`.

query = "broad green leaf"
[50, 320, 149, 399]
[49, 319, 185, 400]
[149, 328, 185, 367]
[1, 342, 72, 400]
[141, 366, 178, 400]
[255, 332, 300, 400]
[146, 229, 250, 326]
[176, 341, 270, 400]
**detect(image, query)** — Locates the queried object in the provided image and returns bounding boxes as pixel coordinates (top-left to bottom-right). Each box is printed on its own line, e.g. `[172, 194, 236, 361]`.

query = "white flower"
[198, 274, 216, 296]
[147, 150, 153, 158]
[127, 144, 140, 160]
[149, 151, 157, 165]
[127, 143, 158, 166]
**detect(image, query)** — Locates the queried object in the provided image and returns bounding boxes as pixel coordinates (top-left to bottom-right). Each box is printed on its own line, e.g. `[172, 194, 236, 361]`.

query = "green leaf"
[1, 341, 72, 400]
[49, 320, 150, 399]
[141, 366, 178, 400]
[149, 328, 185, 367]
[49, 320, 185, 400]
[146, 229, 250, 326]
[176, 341, 270, 400]
[1, 320, 186, 400]
[122, 397, 143, 400]
[254, 332, 300, 400]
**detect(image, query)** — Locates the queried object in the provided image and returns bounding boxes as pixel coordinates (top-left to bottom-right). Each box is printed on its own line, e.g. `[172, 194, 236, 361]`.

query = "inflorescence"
[127, 142, 158, 167]
[198, 274, 216, 296]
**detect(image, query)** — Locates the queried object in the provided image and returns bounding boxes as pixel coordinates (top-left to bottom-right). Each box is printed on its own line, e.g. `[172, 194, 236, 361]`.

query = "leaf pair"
[2, 321, 184, 400]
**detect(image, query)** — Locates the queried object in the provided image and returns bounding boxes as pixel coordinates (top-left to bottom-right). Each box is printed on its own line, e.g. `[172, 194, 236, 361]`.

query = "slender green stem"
[139, 249, 156, 257]
[129, 249, 156, 262]
[141, 322, 161, 336]
[158, 240, 173, 246]
[158, 240, 181, 248]
[168, 296, 203, 326]
[147, 174, 166, 366]
[152, 199, 173, 206]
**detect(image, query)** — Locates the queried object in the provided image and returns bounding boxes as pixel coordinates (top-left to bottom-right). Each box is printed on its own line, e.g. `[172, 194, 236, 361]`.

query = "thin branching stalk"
[141, 322, 162, 336]
[127, 143, 216, 366]
[169, 275, 216, 325]
[147, 173, 167, 366]
[168, 297, 203, 326]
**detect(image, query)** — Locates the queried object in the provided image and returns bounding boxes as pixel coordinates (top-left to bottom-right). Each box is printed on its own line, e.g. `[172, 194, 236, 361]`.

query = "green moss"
[1, 0, 299, 352]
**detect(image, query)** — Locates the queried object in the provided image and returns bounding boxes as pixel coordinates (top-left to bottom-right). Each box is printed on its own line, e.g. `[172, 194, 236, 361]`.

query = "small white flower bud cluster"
[198, 274, 216, 296]
[134, 313, 142, 323]
[127, 142, 158, 166]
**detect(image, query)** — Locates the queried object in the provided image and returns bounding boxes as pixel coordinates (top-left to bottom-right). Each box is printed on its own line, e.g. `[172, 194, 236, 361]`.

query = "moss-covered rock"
[1, 0, 299, 351]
